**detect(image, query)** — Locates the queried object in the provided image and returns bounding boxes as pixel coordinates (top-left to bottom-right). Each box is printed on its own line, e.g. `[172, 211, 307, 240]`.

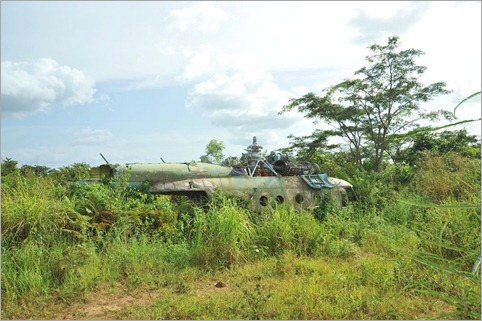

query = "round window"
[295, 194, 304, 204]
[259, 196, 268, 206]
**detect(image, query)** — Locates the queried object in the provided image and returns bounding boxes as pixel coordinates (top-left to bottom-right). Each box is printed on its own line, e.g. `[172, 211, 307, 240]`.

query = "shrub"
[413, 152, 481, 203]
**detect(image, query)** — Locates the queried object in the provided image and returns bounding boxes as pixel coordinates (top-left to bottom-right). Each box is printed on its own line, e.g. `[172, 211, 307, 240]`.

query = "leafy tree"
[19, 164, 52, 176]
[392, 129, 480, 165]
[281, 36, 452, 172]
[49, 163, 91, 183]
[1, 158, 18, 176]
[200, 139, 225, 163]
[281, 130, 340, 161]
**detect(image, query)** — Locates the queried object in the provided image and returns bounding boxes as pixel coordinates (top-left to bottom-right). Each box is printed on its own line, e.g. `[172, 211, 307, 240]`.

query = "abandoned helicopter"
[78, 137, 355, 211]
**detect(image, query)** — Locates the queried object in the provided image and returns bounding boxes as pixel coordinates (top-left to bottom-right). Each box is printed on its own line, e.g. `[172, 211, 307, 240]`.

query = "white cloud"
[348, 2, 430, 44]
[1, 58, 96, 118]
[167, 1, 228, 32]
[181, 47, 327, 148]
[74, 128, 113, 145]
[186, 66, 305, 139]
[180, 44, 217, 81]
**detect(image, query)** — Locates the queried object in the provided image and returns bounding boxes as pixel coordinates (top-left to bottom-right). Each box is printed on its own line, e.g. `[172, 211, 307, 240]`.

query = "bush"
[413, 152, 481, 203]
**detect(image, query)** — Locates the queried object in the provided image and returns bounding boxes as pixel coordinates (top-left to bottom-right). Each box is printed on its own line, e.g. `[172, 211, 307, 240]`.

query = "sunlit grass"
[1, 153, 480, 319]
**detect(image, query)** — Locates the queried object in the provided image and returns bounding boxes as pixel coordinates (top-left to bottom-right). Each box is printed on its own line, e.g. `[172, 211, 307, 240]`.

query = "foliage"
[282, 130, 341, 160]
[49, 163, 91, 184]
[1, 174, 90, 245]
[1, 159, 91, 183]
[240, 275, 273, 320]
[1, 151, 480, 319]
[412, 152, 481, 203]
[1, 158, 18, 176]
[200, 139, 225, 163]
[19, 164, 53, 176]
[281, 36, 452, 171]
[190, 191, 254, 269]
[392, 129, 481, 165]
[255, 205, 326, 257]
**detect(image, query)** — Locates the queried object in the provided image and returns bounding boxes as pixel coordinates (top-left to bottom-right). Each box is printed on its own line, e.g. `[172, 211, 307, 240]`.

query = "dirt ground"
[51, 279, 229, 320]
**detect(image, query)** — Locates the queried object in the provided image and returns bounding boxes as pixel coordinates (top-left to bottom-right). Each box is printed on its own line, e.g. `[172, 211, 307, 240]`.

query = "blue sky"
[1, 1, 481, 168]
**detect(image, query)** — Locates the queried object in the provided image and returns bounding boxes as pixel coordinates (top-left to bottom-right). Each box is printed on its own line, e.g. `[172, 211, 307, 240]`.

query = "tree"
[281, 36, 452, 172]
[281, 130, 340, 161]
[392, 129, 480, 165]
[200, 139, 225, 163]
[49, 163, 91, 183]
[1, 158, 18, 176]
[19, 164, 52, 176]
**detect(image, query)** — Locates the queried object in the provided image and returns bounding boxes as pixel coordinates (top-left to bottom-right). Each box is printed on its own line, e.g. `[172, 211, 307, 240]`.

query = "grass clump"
[254, 205, 326, 257]
[190, 192, 254, 269]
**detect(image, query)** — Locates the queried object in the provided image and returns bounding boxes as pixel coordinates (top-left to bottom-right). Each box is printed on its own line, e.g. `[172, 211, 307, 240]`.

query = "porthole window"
[295, 194, 304, 204]
[259, 196, 268, 206]
[275, 195, 284, 204]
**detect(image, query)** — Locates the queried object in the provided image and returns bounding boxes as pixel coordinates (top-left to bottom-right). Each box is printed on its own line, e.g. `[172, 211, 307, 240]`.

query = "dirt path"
[52, 285, 164, 320]
[51, 279, 230, 320]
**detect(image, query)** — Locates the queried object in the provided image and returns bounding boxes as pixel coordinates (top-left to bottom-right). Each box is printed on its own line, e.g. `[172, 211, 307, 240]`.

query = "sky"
[1, 1, 481, 168]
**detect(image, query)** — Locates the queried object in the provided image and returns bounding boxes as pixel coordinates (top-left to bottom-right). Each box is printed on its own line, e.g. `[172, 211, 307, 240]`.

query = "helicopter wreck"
[80, 137, 355, 211]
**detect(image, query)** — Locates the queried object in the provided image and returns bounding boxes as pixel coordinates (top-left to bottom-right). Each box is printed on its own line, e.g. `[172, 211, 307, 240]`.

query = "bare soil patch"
[52, 284, 164, 320]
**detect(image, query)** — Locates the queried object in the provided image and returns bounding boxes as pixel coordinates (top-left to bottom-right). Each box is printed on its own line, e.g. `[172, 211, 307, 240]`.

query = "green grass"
[190, 196, 254, 269]
[39, 253, 467, 320]
[1, 156, 480, 319]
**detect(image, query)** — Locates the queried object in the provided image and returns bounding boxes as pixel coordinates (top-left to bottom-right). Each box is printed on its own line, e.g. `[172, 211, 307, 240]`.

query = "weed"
[240, 275, 273, 320]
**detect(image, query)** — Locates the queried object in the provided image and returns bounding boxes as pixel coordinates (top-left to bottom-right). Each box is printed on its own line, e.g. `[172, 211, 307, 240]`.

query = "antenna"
[100, 153, 110, 165]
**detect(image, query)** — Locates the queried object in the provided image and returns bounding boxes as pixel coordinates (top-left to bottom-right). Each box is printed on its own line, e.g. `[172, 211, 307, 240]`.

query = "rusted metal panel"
[89, 164, 112, 180]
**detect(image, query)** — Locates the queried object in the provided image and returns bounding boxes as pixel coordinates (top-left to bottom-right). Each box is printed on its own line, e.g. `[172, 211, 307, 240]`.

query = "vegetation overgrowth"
[2, 36, 480, 319]
[1, 147, 480, 319]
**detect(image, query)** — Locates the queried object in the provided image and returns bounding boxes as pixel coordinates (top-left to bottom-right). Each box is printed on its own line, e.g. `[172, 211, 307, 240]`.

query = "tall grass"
[190, 193, 254, 269]
[1, 151, 480, 319]
[397, 152, 481, 319]
[1, 173, 89, 245]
